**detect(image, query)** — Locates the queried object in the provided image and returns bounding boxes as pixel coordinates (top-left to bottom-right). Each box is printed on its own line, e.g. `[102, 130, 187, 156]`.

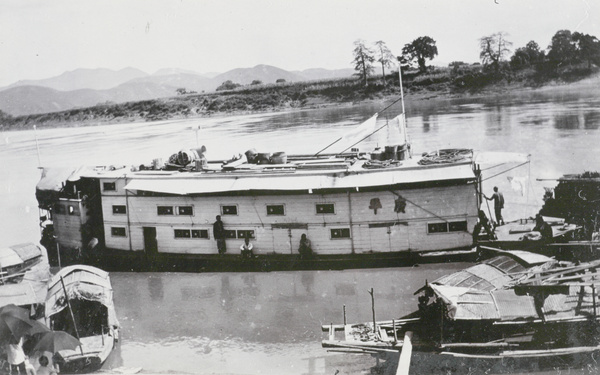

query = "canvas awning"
[124, 162, 476, 195]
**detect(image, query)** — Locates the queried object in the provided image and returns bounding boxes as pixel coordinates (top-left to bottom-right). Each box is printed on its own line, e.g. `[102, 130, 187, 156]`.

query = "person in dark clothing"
[533, 214, 553, 240]
[298, 233, 313, 259]
[473, 210, 496, 241]
[485, 186, 505, 226]
[213, 215, 226, 254]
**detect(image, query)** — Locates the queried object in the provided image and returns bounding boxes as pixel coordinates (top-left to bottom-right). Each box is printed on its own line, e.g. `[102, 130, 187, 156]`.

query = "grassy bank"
[1, 64, 598, 131]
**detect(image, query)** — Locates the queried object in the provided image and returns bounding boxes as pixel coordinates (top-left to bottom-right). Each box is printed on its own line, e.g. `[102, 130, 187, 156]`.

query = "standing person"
[213, 215, 226, 254]
[298, 233, 313, 259]
[6, 336, 27, 374]
[239, 237, 254, 258]
[485, 186, 505, 226]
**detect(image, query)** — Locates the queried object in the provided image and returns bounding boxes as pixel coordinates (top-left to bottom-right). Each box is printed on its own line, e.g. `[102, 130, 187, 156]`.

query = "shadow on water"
[373, 351, 600, 375]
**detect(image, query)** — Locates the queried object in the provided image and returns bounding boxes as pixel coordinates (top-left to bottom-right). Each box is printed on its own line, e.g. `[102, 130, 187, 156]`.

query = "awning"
[124, 163, 476, 195]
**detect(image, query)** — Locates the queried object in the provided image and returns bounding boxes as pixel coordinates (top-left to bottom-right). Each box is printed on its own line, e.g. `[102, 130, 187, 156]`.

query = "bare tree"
[374, 40, 395, 87]
[352, 39, 375, 87]
[479, 32, 513, 72]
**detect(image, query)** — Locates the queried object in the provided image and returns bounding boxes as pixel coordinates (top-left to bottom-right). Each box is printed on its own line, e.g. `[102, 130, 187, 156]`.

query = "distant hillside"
[295, 68, 354, 81]
[129, 73, 215, 93]
[2, 67, 148, 92]
[0, 65, 355, 116]
[0, 82, 178, 116]
[213, 64, 304, 85]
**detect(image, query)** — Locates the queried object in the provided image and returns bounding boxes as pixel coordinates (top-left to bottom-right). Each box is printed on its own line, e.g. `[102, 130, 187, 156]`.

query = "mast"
[397, 58, 408, 146]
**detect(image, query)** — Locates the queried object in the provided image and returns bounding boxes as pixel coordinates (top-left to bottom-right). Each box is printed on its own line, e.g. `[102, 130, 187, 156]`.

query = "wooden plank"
[396, 331, 413, 375]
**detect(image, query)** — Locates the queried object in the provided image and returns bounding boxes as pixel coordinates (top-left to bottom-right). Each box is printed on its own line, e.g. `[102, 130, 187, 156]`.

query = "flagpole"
[397, 58, 408, 146]
[397, 58, 406, 116]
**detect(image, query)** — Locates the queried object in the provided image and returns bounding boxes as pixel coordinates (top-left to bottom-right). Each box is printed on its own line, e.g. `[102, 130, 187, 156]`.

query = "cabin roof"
[118, 160, 475, 195]
[0, 243, 42, 268]
[46, 265, 114, 318]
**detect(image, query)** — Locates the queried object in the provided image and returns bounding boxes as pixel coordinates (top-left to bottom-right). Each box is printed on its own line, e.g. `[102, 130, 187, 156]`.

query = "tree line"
[352, 29, 600, 84]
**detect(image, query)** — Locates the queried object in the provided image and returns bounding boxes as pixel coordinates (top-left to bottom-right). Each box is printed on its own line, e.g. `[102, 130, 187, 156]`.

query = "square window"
[68, 205, 80, 216]
[222, 205, 238, 215]
[103, 182, 116, 191]
[449, 221, 468, 232]
[225, 230, 237, 239]
[174, 229, 191, 238]
[331, 228, 350, 238]
[316, 203, 335, 214]
[237, 230, 255, 239]
[192, 229, 209, 239]
[178, 206, 193, 215]
[112, 205, 126, 214]
[428, 223, 448, 234]
[111, 227, 126, 237]
[266, 204, 285, 216]
[157, 206, 174, 215]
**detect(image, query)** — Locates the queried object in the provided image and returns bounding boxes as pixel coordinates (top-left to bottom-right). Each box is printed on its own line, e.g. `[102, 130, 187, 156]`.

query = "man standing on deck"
[213, 215, 226, 254]
[485, 186, 505, 226]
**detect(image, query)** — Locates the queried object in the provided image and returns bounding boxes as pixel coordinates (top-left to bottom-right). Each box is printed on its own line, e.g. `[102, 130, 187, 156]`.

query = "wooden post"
[343, 305, 346, 325]
[56, 242, 62, 270]
[60, 276, 84, 355]
[369, 288, 377, 338]
[393, 319, 398, 342]
[593, 284, 597, 318]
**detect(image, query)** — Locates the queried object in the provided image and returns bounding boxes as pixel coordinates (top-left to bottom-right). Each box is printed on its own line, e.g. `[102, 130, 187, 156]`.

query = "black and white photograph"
[1, 0, 600, 374]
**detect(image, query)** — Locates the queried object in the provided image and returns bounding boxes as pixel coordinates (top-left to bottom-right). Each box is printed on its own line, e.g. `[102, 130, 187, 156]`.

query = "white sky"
[0, 0, 598, 87]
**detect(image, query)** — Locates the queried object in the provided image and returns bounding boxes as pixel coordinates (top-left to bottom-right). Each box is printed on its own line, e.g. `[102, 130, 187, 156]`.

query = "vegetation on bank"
[1, 29, 599, 131]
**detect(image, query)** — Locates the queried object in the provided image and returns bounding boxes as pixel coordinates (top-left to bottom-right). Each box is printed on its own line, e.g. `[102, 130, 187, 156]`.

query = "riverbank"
[1, 67, 599, 131]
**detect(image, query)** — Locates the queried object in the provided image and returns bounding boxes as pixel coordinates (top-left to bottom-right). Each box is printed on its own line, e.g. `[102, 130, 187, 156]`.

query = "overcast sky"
[1, 0, 598, 87]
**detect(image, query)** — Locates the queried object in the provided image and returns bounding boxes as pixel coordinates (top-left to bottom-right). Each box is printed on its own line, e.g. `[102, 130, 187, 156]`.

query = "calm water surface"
[1, 87, 600, 374]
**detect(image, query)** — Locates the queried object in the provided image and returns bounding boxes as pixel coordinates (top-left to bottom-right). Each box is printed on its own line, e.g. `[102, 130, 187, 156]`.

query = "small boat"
[45, 265, 119, 373]
[0, 243, 43, 284]
[322, 249, 600, 370]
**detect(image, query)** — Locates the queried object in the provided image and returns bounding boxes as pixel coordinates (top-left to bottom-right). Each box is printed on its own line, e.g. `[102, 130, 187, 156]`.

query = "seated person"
[298, 234, 314, 259]
[35, 355, 58, 375]
[240, 237, 254, 258]
[533, 214, 553, 240]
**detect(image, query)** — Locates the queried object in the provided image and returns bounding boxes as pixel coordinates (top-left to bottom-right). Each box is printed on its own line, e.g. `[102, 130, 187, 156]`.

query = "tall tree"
[401, 36, 438, 73]
[479, 32, 512, 72]
[510, 40, 544, 70]
[546, 30, 576, 67]
[374, 40, 395, 87]
[573, 32, 600, 68]
[352, 39, 375, 87]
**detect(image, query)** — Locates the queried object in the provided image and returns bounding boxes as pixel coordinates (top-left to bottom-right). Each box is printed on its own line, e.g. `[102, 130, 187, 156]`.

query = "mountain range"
[0, 65, 354, 116]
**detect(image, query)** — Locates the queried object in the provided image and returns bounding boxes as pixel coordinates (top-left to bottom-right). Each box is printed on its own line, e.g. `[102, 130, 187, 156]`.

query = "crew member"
[213, 215, 226, 254]
[485, 186, 505, 226]
[298, 233, 313, 259]
[240, 237, 254, 258]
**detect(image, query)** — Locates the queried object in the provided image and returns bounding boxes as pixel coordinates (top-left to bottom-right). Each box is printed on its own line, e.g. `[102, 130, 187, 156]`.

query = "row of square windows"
[109, 222, 466, 239]
[110, 227, 352, 239]
[111, 203, 336, 216]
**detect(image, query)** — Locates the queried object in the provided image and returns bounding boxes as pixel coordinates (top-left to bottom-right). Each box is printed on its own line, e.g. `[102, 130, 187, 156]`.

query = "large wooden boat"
[36, 113, 482, 272]
[322, 249, 600, 370]
[45, 265, 119, 373]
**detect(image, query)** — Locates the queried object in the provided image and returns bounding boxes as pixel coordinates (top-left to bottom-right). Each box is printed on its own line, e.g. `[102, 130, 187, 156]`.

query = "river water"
[1, 80, 600, 374]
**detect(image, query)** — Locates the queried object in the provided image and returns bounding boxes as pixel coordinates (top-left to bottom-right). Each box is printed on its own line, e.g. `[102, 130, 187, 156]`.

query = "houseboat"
[36, 113, 482, 272]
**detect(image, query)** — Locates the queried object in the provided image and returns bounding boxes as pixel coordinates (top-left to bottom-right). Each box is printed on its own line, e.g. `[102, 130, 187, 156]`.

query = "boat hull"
[45, 243, 477, 272]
